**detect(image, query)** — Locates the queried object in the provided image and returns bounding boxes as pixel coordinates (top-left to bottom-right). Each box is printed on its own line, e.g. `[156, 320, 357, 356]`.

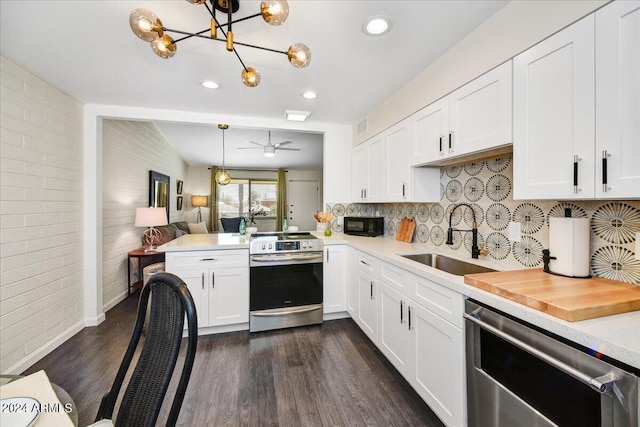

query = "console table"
[127, 248, 165, 295]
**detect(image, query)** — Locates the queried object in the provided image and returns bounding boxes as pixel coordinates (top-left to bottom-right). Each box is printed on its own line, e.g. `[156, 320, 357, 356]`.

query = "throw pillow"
[188, 222, 208, 234]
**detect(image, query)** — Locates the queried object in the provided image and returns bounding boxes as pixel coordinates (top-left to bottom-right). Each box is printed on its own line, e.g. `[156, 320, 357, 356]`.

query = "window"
[218, 179, 277, 222]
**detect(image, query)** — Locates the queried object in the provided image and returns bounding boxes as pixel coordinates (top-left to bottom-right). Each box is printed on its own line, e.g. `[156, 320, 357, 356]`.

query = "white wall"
[0, 54, 85, 374]
[102, 120, 187, 310]
[355, 0, 608, 145]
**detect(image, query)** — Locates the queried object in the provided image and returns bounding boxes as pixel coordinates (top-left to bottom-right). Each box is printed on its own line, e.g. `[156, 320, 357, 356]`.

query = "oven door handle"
[464, 313, 617, 394]
[252, 305, 322, 317]
[250, 253, 323, 263]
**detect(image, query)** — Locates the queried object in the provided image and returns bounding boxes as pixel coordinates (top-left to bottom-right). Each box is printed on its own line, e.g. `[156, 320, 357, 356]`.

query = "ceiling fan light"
[151, 34, 177, 58]
[215, 169, 231, 185]
[130, 9, 164, 42]
[287, 43, 311, 68]
[264, 146, 276, 157]
[241, 67, 261, 87]
[261, 1, 289, 26]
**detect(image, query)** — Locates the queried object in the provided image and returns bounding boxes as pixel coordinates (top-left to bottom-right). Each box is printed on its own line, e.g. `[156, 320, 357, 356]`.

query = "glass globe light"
[241, 67, 261, 87]
[261, 1, 289, 26]
[151, 35, 177, 59]
[184, 0, 206, 4]
[215, 169, 231, 186]
[129, 9, 163, 42]
[287, 43, 311, 68]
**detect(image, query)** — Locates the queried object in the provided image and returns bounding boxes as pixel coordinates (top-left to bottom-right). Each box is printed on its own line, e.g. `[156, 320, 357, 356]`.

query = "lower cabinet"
[346, 248, 359, 317]
[165, 249, 249, 328]
[323, 245, 347, 314]
[350, 250, 466, 426]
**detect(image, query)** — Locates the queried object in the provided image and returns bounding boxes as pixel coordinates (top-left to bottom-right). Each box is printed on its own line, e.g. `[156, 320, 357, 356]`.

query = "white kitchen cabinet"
[346, 248, 358, 317]
[379, 283, 412, 378]
[513, 15, 596, 199]
[410, 301, 465, 427]
[411, 60, 512, 166]
[323, 245, 347, 314]
[357, 270, 378, 343]
[595, 1, 640, 198]
[384, 118, 441, 202]
[352, 134, 385, 202]
[165, 249, 249, 329]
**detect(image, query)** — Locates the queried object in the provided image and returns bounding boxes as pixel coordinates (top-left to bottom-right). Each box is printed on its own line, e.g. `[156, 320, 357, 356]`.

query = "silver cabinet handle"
[602, 150, 610, 192]
[439, 134, 444, 155]
[200, 258, 217, 261]
[400, 300, 404, 323]
[360, 259, 370, 267]
[448, 131, 454, 153]
[402, 182, 406, 198]
[201, 272, 204, 290]
[212, 271, 215, 288]
[252, 305, 322, 317]
[573, 154, 581, 193]
[464, 313, 615, 394]
[370, 281, 374, 299]
[326, 249, 329, 263]
[408, 306, 412, 330]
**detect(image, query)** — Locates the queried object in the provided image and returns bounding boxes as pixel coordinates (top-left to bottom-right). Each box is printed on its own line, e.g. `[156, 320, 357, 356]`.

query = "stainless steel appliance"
[343, 216, 384, 237]
[465, 299, 638, 427]
[249, 232, 323, 333]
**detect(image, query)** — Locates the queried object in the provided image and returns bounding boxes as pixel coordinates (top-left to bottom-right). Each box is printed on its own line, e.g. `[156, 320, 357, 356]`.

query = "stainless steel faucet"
[445, 203, 486, 259]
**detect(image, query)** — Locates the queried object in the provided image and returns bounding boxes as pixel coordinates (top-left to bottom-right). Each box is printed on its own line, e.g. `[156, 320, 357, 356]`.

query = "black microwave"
[344, 217, 384, 237]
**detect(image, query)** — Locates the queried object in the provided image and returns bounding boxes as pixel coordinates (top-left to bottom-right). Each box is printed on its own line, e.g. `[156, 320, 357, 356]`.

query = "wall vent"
[357, 117, 368, 136]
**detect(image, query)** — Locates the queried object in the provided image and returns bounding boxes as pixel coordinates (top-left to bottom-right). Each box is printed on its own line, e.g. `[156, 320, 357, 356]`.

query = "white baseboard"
[84, 313, 106, 327]
[103, 289, 129, 313]
[323, 311, 350, 321]
[2, 320, 86, 375]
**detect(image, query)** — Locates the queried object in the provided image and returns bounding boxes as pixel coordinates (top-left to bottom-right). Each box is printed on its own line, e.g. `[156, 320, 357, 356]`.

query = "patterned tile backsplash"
[327, 155, 640, 285]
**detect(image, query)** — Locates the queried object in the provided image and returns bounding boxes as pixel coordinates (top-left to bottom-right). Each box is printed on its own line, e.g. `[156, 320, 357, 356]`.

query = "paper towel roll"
[548, 217, 590, 277]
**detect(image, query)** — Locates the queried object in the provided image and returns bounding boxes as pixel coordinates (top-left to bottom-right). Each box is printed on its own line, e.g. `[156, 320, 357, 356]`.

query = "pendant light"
[215, 124, 231, 186]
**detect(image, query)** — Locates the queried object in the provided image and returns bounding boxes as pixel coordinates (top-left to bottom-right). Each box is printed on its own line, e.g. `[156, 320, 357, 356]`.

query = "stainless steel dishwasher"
[465, 299, 638, 427]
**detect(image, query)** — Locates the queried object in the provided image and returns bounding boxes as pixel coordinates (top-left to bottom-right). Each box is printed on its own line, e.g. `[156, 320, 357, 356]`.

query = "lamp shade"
[191, 195, 209, 207]
[135, 207, 168, 227]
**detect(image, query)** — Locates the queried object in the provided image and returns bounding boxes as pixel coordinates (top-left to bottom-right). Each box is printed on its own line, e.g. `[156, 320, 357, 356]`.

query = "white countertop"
[159, 231, 640, 369]
[319, 233, 640, 371]
[158, 233, 250, 251]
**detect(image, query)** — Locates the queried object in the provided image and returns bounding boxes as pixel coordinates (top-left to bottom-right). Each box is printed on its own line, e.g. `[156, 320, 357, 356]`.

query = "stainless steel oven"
[465, 299, 638, 427]
[249, 232, 323, 333]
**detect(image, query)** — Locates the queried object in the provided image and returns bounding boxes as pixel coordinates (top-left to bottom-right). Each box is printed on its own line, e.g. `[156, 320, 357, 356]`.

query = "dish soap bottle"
[282, 218, 288, 233]
[239, 217, 246, 236]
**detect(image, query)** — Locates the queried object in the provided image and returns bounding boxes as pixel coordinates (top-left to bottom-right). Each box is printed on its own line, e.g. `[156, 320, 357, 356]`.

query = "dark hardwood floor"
[25, 294, 445, 426]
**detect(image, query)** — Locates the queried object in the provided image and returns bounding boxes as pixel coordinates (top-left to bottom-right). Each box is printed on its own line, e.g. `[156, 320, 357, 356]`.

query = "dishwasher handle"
[464, 313, 616, 394]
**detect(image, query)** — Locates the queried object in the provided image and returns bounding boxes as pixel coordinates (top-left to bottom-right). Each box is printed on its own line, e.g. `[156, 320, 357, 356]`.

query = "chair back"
[220, 216, 242, 232]
[95, 272, 197, 427]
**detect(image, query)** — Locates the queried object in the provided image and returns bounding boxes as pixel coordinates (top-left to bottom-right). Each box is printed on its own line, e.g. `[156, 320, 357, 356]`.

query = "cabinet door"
[171, 268, 209, 327]
[351, 143, 368, 201]
[357, 271, 378, 343]
[346, 248, 358, 317]
[208, 267, 249, 326]
[379, 283, 411, 379]
[366, 135, 385, 202]
[410, 303, 465, 427]
[595, 1, 640, 198]
[449, 60, 512, 158]
[411, 98, 449, 166]
[324, 245, 347, 313]
[513, 15, 595, 199]
[385, 118, 412, 202]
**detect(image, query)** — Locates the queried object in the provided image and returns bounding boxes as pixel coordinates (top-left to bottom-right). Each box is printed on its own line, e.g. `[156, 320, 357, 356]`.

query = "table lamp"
[191, 195, 208, 223]
[135, 207, 168, 251]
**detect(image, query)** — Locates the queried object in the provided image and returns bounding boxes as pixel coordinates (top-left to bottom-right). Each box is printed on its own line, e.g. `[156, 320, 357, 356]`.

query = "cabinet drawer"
[380, 261, 413, 295]
[412, 277, 464, 328]
[166, 249, 248, 270]
[355, 252, 378, 276]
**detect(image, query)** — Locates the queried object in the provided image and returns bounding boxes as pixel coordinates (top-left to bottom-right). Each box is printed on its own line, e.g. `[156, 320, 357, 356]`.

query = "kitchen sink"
[400, 253, 495, 276]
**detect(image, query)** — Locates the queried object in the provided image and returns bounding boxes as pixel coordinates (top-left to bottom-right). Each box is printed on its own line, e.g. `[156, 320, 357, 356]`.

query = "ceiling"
[0, 0, 508, 168]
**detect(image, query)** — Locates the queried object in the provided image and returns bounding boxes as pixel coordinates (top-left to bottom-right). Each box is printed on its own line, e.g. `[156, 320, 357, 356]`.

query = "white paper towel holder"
[542, 208, 592, 279]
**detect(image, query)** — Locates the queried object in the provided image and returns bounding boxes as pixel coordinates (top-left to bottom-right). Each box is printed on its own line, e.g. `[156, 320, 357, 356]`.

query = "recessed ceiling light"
[363, 16, 391, 36]
[201, 80, 219, 89]
[285, 110, 310, 122]
[302, 91, 317, 99]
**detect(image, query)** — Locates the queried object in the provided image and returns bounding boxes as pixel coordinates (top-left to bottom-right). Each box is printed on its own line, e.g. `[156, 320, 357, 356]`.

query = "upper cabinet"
[514, 1, 640, 200]
[353, 118, 440, 203]
[595, 1, 640, 198]
[411, 61, 513, 166]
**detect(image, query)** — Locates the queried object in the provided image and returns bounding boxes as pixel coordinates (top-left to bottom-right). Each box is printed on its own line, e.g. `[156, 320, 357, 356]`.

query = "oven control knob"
[261, 244, 266, 250]
[268, 243, 273, 249]
[307, 241, 313, 248]
[302, 242, 307, 248]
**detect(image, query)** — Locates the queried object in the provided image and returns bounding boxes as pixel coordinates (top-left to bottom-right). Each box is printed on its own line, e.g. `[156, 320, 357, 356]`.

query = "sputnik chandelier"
[129, 0, 311, 87]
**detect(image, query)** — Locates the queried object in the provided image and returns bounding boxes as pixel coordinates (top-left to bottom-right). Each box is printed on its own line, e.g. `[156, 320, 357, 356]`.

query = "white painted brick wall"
[0, 54, 84, 373]
[102, 120, 186, 308]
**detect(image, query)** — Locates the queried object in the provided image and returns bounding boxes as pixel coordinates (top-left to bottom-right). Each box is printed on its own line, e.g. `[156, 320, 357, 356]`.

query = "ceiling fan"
[237, 131, 300, 157]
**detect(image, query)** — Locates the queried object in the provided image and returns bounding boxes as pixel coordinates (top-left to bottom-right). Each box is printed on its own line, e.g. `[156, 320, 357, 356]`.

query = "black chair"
[95, 273, 198, 427]
[220, 216, 242, 232]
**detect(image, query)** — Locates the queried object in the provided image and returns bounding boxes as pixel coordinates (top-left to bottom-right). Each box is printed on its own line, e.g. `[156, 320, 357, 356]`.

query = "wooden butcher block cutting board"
[464, 268, 640, 322]
[396, 217, 416, 243]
